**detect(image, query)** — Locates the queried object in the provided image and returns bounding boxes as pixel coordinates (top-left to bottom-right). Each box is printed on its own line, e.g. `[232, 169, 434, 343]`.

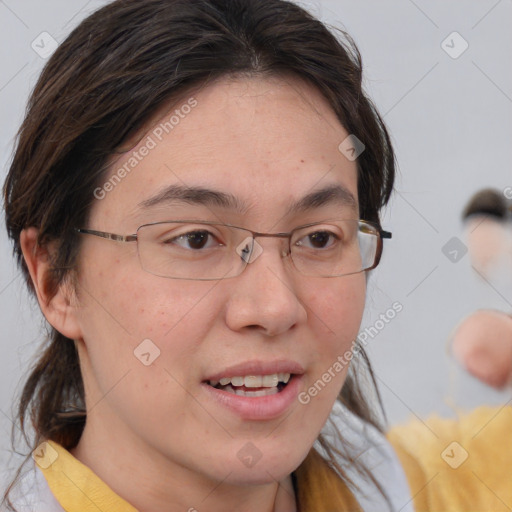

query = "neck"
[70, 412, 297, 512]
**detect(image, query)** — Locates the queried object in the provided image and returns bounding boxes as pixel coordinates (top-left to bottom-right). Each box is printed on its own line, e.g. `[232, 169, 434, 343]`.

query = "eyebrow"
[137, 183, 358, 216]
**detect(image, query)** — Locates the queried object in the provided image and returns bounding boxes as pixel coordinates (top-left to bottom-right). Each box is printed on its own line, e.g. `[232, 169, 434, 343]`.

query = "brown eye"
[296, 230, 338, 250]
[167, 230, 218, 250]
[308, 231, 332, 248]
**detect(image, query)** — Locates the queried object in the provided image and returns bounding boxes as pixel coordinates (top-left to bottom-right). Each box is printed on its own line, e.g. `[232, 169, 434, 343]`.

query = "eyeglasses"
[76, 219, 391, 280]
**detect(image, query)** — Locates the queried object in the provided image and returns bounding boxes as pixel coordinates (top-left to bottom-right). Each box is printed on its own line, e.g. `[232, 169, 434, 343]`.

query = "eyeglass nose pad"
[235, 237, 264, 264]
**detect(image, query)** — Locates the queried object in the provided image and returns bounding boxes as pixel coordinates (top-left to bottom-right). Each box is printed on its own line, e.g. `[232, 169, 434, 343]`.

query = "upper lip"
[203, 360, 305, 382]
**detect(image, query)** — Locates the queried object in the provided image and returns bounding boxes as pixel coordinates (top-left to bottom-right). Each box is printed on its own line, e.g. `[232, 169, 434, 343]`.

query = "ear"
[20, 227, 83, 340]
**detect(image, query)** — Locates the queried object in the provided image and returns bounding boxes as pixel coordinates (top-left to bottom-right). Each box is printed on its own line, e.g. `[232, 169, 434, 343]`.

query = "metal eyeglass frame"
[75, 219, 392, 279]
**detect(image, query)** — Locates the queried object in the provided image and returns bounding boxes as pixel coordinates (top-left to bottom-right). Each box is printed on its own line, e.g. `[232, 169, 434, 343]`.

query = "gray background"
[1, 0, 511, 484]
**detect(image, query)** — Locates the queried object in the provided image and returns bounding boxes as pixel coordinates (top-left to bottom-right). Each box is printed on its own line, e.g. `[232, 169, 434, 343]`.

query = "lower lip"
[201, 375, 303, 421]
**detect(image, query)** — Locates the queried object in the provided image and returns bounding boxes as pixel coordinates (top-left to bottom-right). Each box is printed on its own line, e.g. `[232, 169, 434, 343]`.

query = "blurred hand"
[451, 310, 512, 389]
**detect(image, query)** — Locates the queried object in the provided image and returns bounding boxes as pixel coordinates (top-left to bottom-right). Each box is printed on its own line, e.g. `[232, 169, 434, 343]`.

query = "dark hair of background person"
[2, 0, 396, 509]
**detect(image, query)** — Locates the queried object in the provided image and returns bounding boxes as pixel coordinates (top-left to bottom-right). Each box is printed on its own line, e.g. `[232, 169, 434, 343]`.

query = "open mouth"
[205, 373, 292, 397]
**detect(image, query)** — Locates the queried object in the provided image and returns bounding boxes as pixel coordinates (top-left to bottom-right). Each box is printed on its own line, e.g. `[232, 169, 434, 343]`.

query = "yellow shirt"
[36, 440, 359, 511]
[387, 405, 512, 512]
[36, 440, 137, 511]
[30, 406, 512, 511]
[28, 401, 412, 512]
[32, 439, 392, 511]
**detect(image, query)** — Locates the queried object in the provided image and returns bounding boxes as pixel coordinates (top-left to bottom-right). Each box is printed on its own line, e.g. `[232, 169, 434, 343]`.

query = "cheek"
[80, 258, 217, 339]
[75, 260, 223, 397]
[292, 275, 366, 444]
[303, 274, 366, 384]
[306, 273, 366, 339]
[75, 268, 222, 424]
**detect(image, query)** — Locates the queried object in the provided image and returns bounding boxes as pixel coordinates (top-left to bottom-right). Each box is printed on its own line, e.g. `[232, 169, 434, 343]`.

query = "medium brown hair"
[3, 0, 395, 509]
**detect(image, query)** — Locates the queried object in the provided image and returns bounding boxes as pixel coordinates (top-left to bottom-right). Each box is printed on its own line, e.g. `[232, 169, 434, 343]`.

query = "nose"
[224, 236, 307, 336]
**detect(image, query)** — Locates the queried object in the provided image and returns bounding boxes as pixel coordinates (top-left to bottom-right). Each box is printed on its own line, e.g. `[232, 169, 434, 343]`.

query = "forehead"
[92, 75, 359, 229]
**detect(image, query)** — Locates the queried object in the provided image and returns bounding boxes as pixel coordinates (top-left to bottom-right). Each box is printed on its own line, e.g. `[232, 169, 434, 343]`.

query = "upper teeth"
[210, 373, 291, 388]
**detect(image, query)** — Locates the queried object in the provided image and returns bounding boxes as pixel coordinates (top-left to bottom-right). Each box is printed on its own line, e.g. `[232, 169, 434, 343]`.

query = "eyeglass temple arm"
[380, 230, 392, 239]
[75, 228, 137, 242]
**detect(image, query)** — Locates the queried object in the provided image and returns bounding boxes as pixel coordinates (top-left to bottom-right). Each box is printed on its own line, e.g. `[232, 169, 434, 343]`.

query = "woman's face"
[71, 75, 366, 491]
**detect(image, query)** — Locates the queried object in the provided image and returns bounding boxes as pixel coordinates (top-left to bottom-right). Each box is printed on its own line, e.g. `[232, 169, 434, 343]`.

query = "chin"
[224, 447, 307, 486]
[222, 464, 293, 486]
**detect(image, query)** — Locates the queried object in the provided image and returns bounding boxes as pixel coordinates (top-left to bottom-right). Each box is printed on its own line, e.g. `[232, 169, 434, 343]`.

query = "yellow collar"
[37, 440, 138, 511]
[37, 439, 357, 511]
